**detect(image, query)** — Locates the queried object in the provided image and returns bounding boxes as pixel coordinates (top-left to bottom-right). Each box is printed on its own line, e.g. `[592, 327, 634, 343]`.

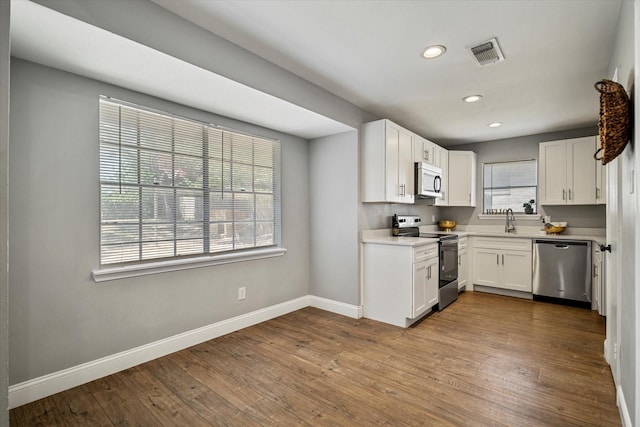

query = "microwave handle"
[434, 175, 442, 193]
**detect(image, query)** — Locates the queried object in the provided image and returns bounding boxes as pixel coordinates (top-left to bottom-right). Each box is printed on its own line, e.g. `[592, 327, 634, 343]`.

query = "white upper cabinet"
[430, 147, 449, 206]
[595, 136, 607, 205]
[539, 136, 597, 205]
[447, 151, 477, 207]
[361, 119, 415, 204]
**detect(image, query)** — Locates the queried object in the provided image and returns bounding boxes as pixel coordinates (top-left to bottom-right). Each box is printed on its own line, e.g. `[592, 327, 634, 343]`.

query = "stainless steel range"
[392, 215, 459, 310]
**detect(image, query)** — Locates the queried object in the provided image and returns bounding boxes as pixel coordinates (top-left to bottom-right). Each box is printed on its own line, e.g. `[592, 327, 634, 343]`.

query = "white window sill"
[92, 247, 287, 283]
[478, 214, 542, 222]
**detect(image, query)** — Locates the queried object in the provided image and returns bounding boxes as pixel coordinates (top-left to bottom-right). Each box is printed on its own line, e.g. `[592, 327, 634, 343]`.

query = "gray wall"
[8, 59, 312, 384]
[0, 1, 10, 424]
[607, 0, 636, 422]
[310, 131, 359, 305]
[442, 127, 606, 229]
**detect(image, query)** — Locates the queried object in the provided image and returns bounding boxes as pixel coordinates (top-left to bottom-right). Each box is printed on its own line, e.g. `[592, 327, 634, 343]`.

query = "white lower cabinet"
[363, 242, 439, 327]
[413, 255, 439, 317]
[472, 238, 532, 292]
[458, 236, 468, 290]
[592, 242, 606, 315]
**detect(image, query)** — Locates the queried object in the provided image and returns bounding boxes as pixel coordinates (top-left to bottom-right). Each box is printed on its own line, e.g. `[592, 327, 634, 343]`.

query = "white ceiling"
[151, 0, 622, 146]
[10, 0, 623, 145]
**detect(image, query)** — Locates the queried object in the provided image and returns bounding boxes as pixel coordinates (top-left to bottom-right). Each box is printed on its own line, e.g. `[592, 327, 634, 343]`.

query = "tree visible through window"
[483, 160, 537, 214]
[99, 98, 280, 265]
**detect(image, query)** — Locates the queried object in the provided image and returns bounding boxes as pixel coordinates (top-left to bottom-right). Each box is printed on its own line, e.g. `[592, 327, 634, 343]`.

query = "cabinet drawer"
[414, 244, 438, 262]
[473, 237, 531, 251]
[458, 236, 468, 250]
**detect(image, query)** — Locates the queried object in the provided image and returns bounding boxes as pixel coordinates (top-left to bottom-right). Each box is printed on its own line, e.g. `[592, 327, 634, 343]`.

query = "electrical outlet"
[238, 287, 246, 300]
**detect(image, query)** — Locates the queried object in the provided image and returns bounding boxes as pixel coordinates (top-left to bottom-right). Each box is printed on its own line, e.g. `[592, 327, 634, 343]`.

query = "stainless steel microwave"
[415, 162, 442, 198]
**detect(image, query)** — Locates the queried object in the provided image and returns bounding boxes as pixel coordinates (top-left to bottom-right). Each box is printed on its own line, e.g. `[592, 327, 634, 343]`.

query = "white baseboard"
[9, 294, 357, 409]
[617, 384, 632, 427]
[308, 295, 362, 318]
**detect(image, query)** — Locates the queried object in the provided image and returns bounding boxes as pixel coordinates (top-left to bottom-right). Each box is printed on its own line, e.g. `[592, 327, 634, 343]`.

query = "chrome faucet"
[505, 208, 516, 233]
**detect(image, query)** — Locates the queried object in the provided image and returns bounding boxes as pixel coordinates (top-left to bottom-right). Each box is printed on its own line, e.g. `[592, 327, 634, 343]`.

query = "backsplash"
[359, 199, 439, 230]
[442, 204, 606, 229]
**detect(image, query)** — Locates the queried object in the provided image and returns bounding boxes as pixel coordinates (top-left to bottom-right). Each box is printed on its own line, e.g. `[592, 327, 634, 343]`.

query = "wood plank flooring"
[10, 291, 621, 426]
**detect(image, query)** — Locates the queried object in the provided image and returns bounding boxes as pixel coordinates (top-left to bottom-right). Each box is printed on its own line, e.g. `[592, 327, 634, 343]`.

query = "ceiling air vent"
[468, 37, 505, 66]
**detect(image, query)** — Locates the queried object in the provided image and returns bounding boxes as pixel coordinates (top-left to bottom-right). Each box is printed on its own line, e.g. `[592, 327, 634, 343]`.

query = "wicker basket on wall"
[594, 79, 632, 165]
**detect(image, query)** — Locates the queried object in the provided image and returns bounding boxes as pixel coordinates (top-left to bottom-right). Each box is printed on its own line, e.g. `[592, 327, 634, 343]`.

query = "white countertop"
[361, 226, 606, 246]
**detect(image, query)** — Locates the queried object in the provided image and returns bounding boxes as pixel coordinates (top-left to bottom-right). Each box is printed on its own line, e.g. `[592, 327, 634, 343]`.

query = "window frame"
[93, 97, 285, 281]
[481, 159, 538, 215]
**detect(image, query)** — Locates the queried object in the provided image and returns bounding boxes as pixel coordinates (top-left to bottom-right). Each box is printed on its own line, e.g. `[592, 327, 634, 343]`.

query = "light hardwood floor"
[10, 291, 620, 426]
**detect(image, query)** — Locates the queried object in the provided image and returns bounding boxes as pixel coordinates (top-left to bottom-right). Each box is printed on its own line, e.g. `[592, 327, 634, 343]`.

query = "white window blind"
[99, 98, 280, 265]
[483, 160, 537, 213]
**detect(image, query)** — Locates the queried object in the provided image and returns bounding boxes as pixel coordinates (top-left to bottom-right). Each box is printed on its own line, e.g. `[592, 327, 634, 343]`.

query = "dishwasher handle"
[534, 239, 589, 247]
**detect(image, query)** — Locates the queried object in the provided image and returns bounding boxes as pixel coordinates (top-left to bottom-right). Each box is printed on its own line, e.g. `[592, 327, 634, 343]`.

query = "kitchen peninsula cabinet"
[362, 119, 414, 204]
[539, 136, 597, 205]
[447, 151, 477, 206]
[363, 241, 439, 327]
[472, 237, 532, 292]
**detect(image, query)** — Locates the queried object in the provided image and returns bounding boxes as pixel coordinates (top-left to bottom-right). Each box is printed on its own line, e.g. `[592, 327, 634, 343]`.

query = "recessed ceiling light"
[422, 45, 446, 59]
[463, 95, 483, 103]
[488, 122, 502, 128]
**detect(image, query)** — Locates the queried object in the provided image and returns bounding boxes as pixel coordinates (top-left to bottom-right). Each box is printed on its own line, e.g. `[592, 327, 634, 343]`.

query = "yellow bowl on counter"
[438, 220, 457, 231]
[545, 225, 566, 234]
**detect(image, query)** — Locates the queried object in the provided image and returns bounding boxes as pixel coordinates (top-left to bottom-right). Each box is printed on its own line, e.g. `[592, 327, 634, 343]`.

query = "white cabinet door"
[362, 119, 414, 204]
[501, 250, 533, 292]
[384, 123, 401, 203]
[414, 135, 436, 165]
[430, 147, 449, 206]
[567, 137, 596, 205]
[595, 136, 607, 205]
[458, 248, 468, 290]
[448, 151, 477, 206]
[592, 243, 606, 315]
[412, 259, 429, 317]
[472, 238, 532, 292]
[425, 256, 439, 309]
[398, 127, 415, 204]
[539, 140, 567, 205]
[472, 248, 500, 287]
[539, 136, 597, 206]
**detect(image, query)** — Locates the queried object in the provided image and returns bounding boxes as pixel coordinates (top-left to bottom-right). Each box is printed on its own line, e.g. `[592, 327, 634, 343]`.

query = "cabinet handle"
[568, 189, 572, 200]
[496, 254, 499, 265]
[458, 255, 461, 266]
[596, 188, 600, 199]
[562, 189, 566, 200]
[469, 193, 471, 203]
[424, 150, 429, 161]
[502, 254, 504, 265]
[428, 265, 431, 280]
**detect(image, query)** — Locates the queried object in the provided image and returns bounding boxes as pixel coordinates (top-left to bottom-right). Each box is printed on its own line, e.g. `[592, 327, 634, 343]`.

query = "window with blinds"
[483, 160, 537, 213]
[99, 98, 280, 265]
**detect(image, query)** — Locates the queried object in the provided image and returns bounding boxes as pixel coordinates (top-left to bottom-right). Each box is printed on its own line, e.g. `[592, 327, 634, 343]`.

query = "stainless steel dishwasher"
[533, 239, 592, 306]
